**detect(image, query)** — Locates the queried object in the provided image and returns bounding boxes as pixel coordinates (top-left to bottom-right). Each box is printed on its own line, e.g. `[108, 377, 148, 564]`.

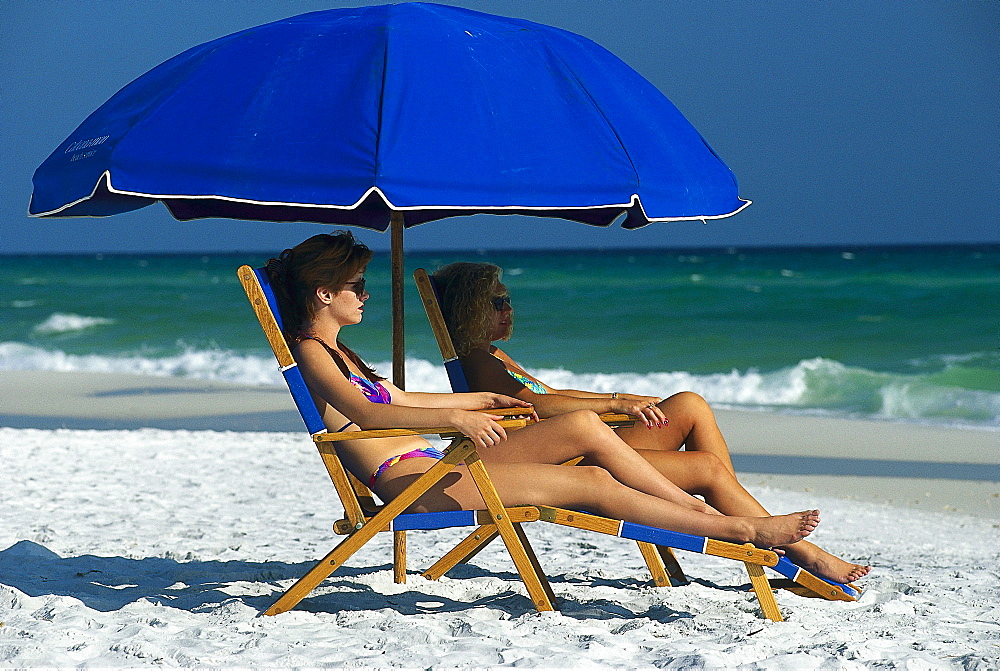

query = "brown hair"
[265, 231, 381, 379]
[432, 262, 510, 357]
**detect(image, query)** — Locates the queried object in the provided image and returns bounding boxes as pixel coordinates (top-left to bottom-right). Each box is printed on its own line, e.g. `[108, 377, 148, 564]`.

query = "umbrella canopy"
[29, 2, 748, 229]
[29, 2, 750, 387]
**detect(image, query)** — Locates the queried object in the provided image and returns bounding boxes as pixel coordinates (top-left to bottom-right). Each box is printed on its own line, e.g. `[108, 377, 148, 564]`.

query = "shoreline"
[3, 370, 997, 518]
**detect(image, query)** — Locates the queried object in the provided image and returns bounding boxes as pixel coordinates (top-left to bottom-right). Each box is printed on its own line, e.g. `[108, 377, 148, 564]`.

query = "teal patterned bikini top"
[507, 369, 547, 394]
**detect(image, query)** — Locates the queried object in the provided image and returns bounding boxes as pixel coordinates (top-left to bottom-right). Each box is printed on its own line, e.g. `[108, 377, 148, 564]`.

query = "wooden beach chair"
[238, 264, 559, 614]
[414, 268, 861, 620]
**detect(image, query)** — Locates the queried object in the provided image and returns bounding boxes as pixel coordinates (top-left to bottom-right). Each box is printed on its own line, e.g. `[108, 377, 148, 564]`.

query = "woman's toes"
[799, 510, 821, 531]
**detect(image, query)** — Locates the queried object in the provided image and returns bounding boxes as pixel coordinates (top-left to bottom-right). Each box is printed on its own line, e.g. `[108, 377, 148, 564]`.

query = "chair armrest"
[313, 406, 535, 442]
[497, 408, 634, 429]
[313, 408, 633, 442]
[596, 412, 635, 428]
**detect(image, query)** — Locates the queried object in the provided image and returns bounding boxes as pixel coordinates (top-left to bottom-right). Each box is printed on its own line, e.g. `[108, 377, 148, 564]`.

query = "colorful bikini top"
[298, 334, 391, 404]
[349, 371, 392, 404]
[507, 368, 547, 394]
[490, 351, 546, 394]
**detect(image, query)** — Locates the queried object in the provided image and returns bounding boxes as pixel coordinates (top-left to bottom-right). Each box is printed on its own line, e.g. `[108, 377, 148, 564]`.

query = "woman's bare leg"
[376, 458, 820, 547]
[487, 404, 868, 583]
[479, 410, 719, 514]
[638, 449, 764, 514]
[638, 449, 871, 583]
[616, 391, 736, 474]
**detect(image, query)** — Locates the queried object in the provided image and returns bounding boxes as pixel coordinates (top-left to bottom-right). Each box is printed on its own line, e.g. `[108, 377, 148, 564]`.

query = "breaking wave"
[1, 343, 996, 428]
[33, 313, 115, 334]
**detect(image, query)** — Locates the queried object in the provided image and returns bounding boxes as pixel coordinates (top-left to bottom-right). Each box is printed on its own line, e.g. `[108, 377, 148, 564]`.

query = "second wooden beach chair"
[414, 267, 861, 620]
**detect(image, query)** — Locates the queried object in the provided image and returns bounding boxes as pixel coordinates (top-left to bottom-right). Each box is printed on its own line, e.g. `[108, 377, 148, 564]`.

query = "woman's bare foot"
[781, 540, 871, 584]
[746, 509, 820, 547]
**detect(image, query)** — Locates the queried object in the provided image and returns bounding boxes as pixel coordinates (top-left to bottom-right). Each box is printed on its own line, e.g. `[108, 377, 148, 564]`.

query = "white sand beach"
[1, 372, 998, 667]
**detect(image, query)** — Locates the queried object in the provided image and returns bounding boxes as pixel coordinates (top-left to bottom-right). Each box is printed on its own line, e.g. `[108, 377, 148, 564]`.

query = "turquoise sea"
[2, 245, 998, 429]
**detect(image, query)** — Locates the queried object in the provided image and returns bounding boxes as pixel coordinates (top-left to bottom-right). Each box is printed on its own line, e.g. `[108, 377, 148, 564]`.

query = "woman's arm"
[462, 348, 667, 427]
[387, 385, 532, 412]
[295, 340, 514, 448]
[501, 351, 658, 404]
[539, 387, 660, 403]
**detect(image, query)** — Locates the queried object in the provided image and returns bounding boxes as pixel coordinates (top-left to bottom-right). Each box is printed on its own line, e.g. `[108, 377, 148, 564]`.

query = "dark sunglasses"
[344, 277, 366, 295]
[491, 295, 512, 311]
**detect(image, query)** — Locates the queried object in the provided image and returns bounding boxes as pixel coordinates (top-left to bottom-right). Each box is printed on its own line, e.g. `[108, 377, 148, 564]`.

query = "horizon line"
[2, 241, 998, 257]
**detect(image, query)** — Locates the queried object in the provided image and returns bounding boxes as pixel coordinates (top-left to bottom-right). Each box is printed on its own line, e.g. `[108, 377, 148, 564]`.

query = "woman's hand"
[613, 398, 668, 429]
[475, 392, 533, 410]
[618, 393, 663, 406]
[475, 392, 539, 423]
[447, 409, 508, 450]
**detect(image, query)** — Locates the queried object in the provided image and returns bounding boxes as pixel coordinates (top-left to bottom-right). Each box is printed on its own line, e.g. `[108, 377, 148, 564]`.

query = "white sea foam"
[1, 342, 997, 427]
[0, 342, 444, 391]
[0, 342, 282, 386]
[33, 313, 114, 334]
[524, 357, 999, 427]
[530, 365, 806, 406]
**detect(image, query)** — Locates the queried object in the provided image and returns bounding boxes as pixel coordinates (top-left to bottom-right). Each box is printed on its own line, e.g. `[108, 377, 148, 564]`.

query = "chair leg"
[744, 561, 784, 622]
[656, 545, 689, 586]
[786, 571, 859, 602]
[423, 524, 499, 580]
[464, 453, 556, 612]
[635, 542, 688, 588]
[636, 541, 672, 587]
[393, 530, 407, 584]
[263, 441, 477, 616]
[264, 513, 394, 616]
[512, 523, 557, 608]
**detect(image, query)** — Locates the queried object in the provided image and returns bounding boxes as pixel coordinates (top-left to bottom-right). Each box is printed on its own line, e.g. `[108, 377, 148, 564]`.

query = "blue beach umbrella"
[29, 2, 750, 385]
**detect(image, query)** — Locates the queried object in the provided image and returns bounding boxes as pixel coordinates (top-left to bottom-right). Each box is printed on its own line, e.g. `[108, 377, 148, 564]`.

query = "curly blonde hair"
[432, 262, 511, 356]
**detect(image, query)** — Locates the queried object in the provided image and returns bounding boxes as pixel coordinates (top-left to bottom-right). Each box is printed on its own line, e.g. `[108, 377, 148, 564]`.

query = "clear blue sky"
[2, 0, 997, 253]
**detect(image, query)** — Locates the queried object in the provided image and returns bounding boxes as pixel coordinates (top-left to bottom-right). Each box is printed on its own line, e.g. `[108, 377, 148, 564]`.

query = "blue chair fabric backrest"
[426, 274, 471, 393]
[254, 267, 327, 435]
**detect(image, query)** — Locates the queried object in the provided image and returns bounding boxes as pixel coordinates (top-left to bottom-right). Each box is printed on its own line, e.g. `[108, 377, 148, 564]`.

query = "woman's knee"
[663, 391, 716, 427]
[574, 464, 618, 490]
[666, 391, 711, 413]
[684, 450, 730, 479]
[556, 409, 611, 435]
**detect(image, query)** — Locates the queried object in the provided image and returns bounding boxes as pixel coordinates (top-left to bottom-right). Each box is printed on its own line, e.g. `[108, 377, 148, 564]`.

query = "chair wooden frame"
[239, 264, 558, 614]
[413, 267, 861, 621]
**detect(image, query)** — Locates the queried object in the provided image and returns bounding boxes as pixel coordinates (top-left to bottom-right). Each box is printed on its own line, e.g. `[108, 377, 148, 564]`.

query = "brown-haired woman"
[262, 232, 823, 549]
[432, 261, 869, 584]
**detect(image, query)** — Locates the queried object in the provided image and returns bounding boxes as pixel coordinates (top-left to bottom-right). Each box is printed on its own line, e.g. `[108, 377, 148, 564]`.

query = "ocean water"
[2, 245, 998, 429]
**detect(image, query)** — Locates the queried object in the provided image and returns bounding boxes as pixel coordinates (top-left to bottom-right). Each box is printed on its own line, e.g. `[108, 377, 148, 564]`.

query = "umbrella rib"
[372, 4, 393, 204]
[542, 41, 641, 191]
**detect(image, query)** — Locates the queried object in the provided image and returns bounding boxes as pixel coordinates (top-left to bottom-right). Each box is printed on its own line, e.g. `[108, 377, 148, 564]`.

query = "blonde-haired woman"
[432, 261, 869, 584]
[261, 232, 823, 550]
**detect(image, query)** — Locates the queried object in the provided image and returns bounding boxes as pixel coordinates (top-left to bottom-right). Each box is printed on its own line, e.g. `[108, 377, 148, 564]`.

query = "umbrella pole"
[391, 211, 405, 390]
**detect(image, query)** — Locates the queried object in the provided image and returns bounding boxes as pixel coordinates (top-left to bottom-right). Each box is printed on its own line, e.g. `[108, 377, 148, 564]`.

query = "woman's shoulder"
[462, 347, 518, 377]
[488, 346, 518, 367]
[292, 336, 326, 356]
[294, 337, 356, 378]
[461, 346, 500, 364]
